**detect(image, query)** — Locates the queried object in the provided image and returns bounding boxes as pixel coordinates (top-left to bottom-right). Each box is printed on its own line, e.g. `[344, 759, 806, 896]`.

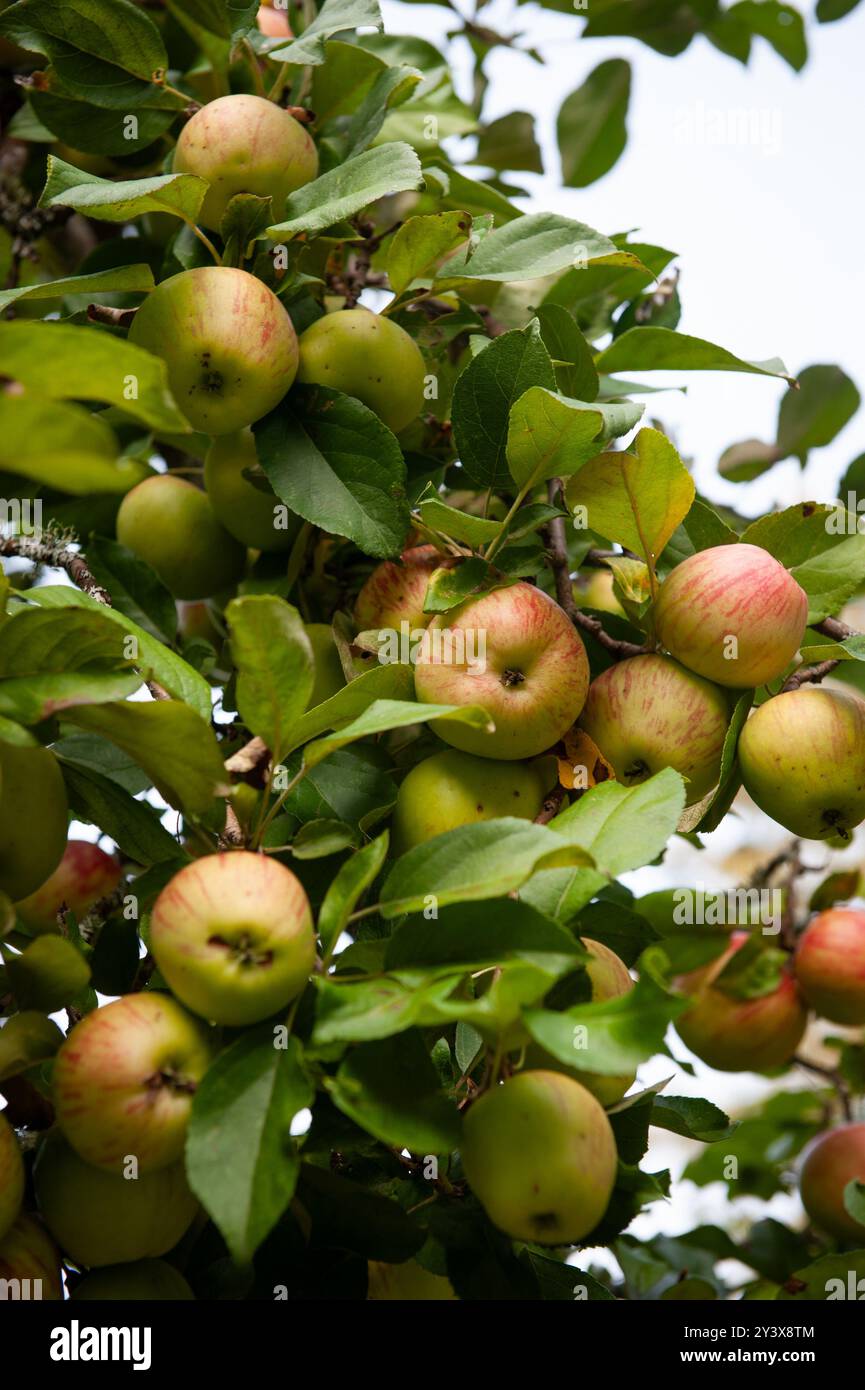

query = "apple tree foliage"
[0, 0, 864, 1301]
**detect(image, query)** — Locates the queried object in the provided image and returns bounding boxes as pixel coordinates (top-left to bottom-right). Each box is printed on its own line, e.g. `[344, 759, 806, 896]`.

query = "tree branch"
[780, 615, 855, 692]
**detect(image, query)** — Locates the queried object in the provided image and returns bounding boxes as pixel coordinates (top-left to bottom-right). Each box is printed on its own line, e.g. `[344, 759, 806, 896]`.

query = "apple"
[575, 569, 625, 617]
[205, 429, 302, 552]
[0, 1112, 24, 1242]
[414, 582, 589, 760]
[15, 839, 122, 936]
[0, 1214, 63, 1299]
[654, 543, 808, 688]
[794, 908, 865, 1025]
[391, 748, 547, 855]
[521, 938, 636, 1107]
[53, 993, 214, 1174]
[297, 308, 426, 435]
[673, 933, 808, 1072]
[579, 654, 729, 807]
[0, 740, 68, 901]
[174, 94, 317, 231]
[461, 1070, 617, 1244]
[177, 600, 224, 648]
[799, 1124, 865, 1243]
[72, 1259, 195, 1301]
[35, 1130, 198, 1269]
[738, 687, 865, 841]
[355, 545, 446, 633]
[305, 623, 346, 707]
[257, 5, 292, 39]
[150, 851, 317, 1026]
[116, 474, 246, 600]
[367, 1260, 457, 1300]
[128, 266, 298, 435]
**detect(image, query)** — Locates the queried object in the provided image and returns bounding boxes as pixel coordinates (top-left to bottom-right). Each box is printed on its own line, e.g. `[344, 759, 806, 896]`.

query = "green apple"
[414, 582, 589, 760]
[174, 94, 317, 231]
[128, 266, 298, 435]
[391, 749, 547, 855]
[116, 474, 246, 600]
[305, 623, 345, 707]
[575, 569, 624, 617]
[204, 430, 302, 552]
[53, 993, 214, 1174]
[521, 938, 636, 1107]
[0, 740, 68, 901]
[355, 545, 445, 633]
[0, 1112, 24, 1242]
[35, 1130, 198, 1269]
[799, 1123, 865, 1243]
[673, 933, 808, 1072]
[367, 1260, 457, 1300]
[15, 839, 121, 936]
[150, 851, 317, 1026]
[794, 908, 865, 1025]
[579, 654, 729, 806]
[738, 687, 865, 841]
[297, 308, 426, 434]
[654, 543, 808, 688]
[0, 1213, 63, 1299]
[461, 1070, 617, 1244]
[72, 1259, 195, 1301]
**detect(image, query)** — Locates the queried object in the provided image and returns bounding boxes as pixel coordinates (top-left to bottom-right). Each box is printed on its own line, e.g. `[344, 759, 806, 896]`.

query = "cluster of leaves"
[0, 0, 863, 1300]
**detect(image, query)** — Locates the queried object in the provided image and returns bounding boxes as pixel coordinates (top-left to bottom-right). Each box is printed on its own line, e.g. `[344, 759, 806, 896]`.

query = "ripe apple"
[391, 748, 547, 855]
[414, 582, 589, 760]
[305, 623, 345, 707]
[799, 1123, 865, 1243]
[355, 545, 445, 633]
[367, 1260, 457, 1300]
[0, 1213, 63, 1299]
[257, 4, 292, 39]
[128, 266, 298, 435]
[521, 938, 636, 1107]
[72, 1258, 195, 1301]
[794, 908, 865, 1025]
[673, 932, 808, 1072]
[53, 993, 214, 1174]
[654, 543, 808, 688]
[297, 308, 426, 435]
[0, 740, 68, 901]
[738, 687, 865, 841]
[461, 1070, 617, 1244]
[579, 654, 729, 806]
[0, 1112, 24, 1242]
[15, 839, 122, 936]
[150, 851, 317, 1026]
[116, 474, 246, 600]
[174, 94, 317, 231]
[35, 1130, 198, 1269]
[204, 429, 302, 552]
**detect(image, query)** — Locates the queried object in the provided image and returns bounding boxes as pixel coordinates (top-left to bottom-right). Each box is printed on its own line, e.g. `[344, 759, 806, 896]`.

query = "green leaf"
[255, 386, 409, 560]
[84, 537, 177, 645]
[41, 158, 207, 225]
[4, 934, 91, 1012]
[226, 596, 313, 764]
[343, 64, 423, 158]
[415, 498, 500, 547]
[303, 697, 493, 770]
[439, 211, 637, 283]
[0, 604, 133, 675]
[384, 899, 584, 971]
[524, 975, 684, 1077]
[290, 818, 357, 858]
[476, 111, 542, 174]
[596, 327, 793, 383]
[267, 142, 422, 239]
[564, 427, 695, 564]
[187, 1031, 314, 1267]
[557, 59, 631, 188]
[535, 304, 600, 401]
[0, 670, 142, 724]
[63, 699, 229, 817]
[777, 1251, 865, 1300]
[329, 1031, 460, 1153]
[507, 388, 643, 491]
[380, 819, 592, 919]
[387, 212, 472, 296]
[550, 770, 687, 877]
[650, 1095, 737, 1143]
[451, 321, 556, 490]
[0, 321, 190, 434]
[0, 396, 145, 494]
[29, 89, 176, 154]
[318, 832, 390, 955]
[817, 0, 861, 18]
[59, 758, 185, 866]
[296, 1163, 422, 1261]
[281, 663, 414, 757]
[717, 439, 784, 483]
[729, 1, 807, 70]
[0, 263, 155, 314]
[268, 0, 383, 65]
[776, 364, 860, 462]
[0, 1011, 65, 1081]
[0, 0, 171, 97]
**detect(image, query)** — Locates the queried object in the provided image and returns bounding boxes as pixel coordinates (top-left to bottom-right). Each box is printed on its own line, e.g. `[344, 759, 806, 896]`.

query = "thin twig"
[794, 1055, 853, 1122]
